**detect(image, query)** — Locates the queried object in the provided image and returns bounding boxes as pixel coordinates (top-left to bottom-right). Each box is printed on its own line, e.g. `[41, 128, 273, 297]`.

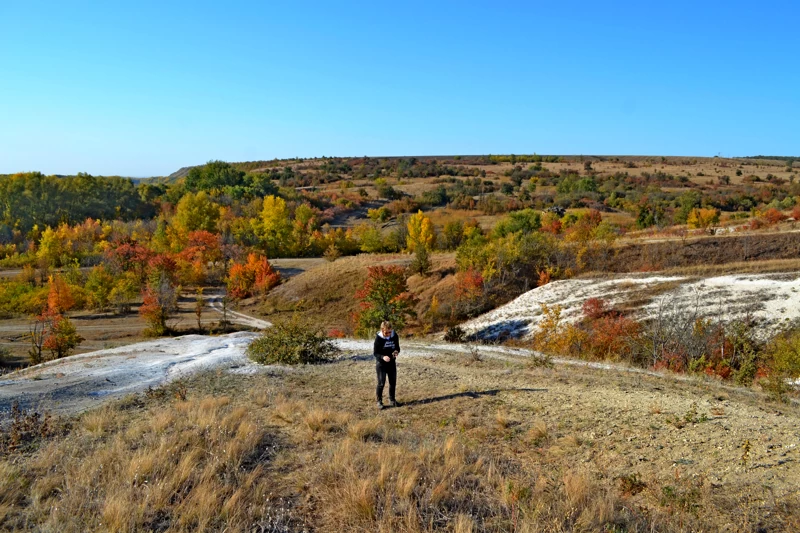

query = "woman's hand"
[392, 351, 399, 357]
[383, 356, 391, 362]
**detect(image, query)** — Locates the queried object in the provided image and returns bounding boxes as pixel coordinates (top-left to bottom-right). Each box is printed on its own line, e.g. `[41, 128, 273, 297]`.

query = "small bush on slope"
[247, 314, 339, 365]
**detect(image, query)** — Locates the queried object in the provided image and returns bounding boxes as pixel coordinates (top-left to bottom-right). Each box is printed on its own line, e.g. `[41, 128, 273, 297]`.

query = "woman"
[374, 321, 400, 409]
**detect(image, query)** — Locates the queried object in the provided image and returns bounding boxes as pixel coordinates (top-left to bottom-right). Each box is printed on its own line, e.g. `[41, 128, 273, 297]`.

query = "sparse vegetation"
[247, 314, 338, 365]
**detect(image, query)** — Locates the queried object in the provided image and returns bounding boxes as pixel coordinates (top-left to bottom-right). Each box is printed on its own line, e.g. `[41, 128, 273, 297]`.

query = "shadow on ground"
[468, 319, 530, 342]
[403, 388, 546, 407]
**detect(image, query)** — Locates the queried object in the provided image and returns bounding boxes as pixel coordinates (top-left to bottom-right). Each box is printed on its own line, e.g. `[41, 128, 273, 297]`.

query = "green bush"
[246, 315, 339, 365]
[0, 281, 48, 317]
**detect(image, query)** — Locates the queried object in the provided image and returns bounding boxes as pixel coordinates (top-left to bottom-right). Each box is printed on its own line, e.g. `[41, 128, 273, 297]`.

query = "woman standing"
[374, 321, 400, 409]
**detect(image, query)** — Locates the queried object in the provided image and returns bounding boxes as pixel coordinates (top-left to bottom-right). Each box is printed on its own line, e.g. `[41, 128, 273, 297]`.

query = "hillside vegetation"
[3, 154, 799, 384]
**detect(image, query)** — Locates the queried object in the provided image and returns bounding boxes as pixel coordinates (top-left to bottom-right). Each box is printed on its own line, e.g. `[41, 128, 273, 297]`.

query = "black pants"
[376, 362, 396, 402]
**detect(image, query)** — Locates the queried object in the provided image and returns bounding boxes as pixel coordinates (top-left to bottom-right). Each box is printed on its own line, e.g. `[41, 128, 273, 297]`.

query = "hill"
[1, 334, 798, 531]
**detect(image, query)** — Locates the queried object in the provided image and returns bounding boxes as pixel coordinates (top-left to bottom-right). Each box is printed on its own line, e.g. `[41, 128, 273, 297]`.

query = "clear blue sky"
[1, 1, 798, 176]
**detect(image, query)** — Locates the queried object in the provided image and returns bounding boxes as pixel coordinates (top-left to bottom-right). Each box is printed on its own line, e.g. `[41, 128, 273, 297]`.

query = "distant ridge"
[743, 155, 797, 162]
[166, 166, 194, 180]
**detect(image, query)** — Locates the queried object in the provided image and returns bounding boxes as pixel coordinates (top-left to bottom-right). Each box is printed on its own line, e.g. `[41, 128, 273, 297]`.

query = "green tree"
[355, 223, 385, 253]
[85, 265, 114, 311]
[355, 266, 418, 336]
[492, 208, 542, 238]
[185, 160, 246, 192]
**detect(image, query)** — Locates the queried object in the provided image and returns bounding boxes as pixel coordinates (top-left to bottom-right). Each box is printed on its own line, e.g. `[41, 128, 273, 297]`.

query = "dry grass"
[3, 354, 799, 532]
[1, 393, 286, 532]
[658, 257, 800, 277]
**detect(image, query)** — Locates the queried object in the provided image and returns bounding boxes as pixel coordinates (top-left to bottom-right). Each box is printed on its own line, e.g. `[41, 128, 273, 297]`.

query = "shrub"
[444, 325, 466, 343]
[227, 253, 280, 300]
[687, 207, 720, 230]
[354, 266, 417, 336]
[323, 243, 341, 262]
[764, 328, 800, 380]
[247, 315, 339, 365]
[762, 208, 787, 225]
[42, 312, 83, 360]
[408, 244, 431, 277]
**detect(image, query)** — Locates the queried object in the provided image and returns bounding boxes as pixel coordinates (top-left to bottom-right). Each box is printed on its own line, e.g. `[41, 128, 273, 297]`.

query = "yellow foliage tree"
[261, 195, 292, 256]
[173, 191, 220, 235]
[36, 226, 63, 267]
[687, 207, 720, 230]
[406, 210, 436, 253]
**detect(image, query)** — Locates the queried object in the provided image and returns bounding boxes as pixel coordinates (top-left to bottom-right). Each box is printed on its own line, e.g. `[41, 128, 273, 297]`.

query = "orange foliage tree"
[29, 276, 83, 364]
[177, 230, 224, 285]
[454, 267, 486, 318]
[226, 253, 280, 300]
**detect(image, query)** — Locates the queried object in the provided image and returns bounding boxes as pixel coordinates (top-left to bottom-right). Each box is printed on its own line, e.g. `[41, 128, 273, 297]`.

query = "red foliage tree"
[105, 238, 152, 280]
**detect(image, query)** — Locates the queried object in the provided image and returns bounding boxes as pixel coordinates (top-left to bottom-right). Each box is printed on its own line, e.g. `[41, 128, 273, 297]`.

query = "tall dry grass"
[3, 369, 798, 532]
[0, 395, 288, 532]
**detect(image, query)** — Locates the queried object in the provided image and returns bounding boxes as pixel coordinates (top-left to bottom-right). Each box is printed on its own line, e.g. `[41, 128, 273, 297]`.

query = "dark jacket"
[374, 330, 400, 365]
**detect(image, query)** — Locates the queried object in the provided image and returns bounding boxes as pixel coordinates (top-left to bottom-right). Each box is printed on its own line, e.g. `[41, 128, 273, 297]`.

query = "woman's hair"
[380, 321, 392, 331]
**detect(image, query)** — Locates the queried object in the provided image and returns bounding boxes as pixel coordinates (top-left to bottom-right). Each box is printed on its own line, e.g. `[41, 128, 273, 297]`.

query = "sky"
[1, 1, 798, 176]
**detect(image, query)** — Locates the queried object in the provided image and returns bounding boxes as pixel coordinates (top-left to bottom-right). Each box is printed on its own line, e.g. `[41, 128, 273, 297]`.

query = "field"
[2, 337, 798, 531]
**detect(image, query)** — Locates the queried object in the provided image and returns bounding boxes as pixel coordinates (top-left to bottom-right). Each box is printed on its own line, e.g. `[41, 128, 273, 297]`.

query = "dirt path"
[204, 291, 271, 329]
[0, 332, 261, 416]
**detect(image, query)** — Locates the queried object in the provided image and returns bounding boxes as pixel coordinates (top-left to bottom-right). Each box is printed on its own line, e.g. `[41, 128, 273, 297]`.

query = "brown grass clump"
[302, 407, 351, 438]
[310, 436, 497, 531]
[347, 417, 385, 442]
[0, 394, 284, 532]
[524, 419, 549, 446]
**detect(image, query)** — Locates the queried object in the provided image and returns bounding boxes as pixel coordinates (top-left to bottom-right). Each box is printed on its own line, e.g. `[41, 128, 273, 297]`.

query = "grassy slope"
[254, 254, 459, 335]
[3, 350, 798, 531]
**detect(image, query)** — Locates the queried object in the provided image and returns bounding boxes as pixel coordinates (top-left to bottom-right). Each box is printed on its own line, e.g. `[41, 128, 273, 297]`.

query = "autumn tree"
[226, 253, 280, 300]
[406, 210, 436, 253]
[46, 275, 75, 314]
[453, 267, 486, 318]
[109, 271, 140, 314]
[29, 276, 83, 363]
[84, 265, 114, 311]
[261, 195, 292, 257]
[177, 230, 224, 285]
[139, 273, 178, 337]
[290, 203, 319, 257]
[43, 313, 83, 360]
[687, 207, 720, 231]
[139, 255, 180, 336]
[172, 191, 220, 235]
[354, 266, 418, 336]
[105, 238, 151, 281]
